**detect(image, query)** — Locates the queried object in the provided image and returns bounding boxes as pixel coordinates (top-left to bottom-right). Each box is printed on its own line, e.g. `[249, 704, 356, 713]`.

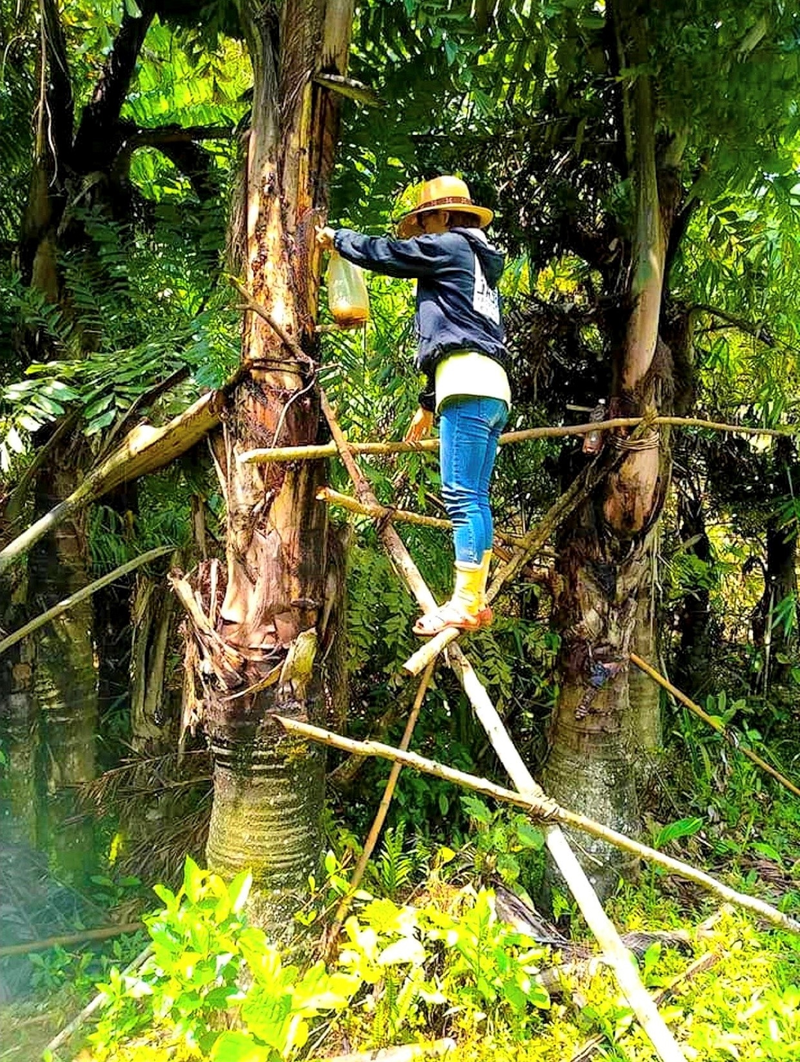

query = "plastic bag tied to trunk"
[327, 250, 370, 328]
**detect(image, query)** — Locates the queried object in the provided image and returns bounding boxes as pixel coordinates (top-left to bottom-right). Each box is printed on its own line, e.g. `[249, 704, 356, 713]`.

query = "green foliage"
[424, 889, 551, 1021]
[339, 887, 551, 1045]
[90, 858, 360, 1061]
[0, 9, 35, 246]
[461, 795, 545, 893]
[666, 550, 719, 600]
[26, 946, 77, 993]
[88, 858, 557, 1059]
[651, 816, 704, 850]
[26, 926, 147, 1002]
[338, 898, 438, 1046]
[346, 541, 418, 676]
[367, 823, 416, 898]
[771, 592, 798, 641]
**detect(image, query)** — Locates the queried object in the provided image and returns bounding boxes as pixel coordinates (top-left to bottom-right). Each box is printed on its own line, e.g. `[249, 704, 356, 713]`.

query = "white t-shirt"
[435, 351, 512, 413]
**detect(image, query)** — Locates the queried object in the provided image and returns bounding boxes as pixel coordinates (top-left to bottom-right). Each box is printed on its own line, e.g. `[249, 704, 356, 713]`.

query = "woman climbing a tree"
[317, 175, 511, 636]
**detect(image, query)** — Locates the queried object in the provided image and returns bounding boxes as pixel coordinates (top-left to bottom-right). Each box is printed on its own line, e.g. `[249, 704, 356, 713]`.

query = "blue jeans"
[439, 396, 508, 565]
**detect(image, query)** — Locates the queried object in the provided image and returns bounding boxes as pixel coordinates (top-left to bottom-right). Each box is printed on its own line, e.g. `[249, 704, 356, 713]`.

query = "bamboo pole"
[0, 546, 173, 656]
[316, 389, 688, 1062]
[567, 950, 721, 1062]
[317, 486, 525, 546]
[630, 653, 800, 799]
[319, 486, 451, 529]
[237, 414, 798, 465]
[277, 716, 800, 936]
[0, 922, 143, 959]
[325, 662, 436, 956]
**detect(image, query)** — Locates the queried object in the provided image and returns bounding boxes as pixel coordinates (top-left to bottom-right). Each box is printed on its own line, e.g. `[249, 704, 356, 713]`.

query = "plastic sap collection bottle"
[327, 250, 370, 328]
[582, 399, 607, 455]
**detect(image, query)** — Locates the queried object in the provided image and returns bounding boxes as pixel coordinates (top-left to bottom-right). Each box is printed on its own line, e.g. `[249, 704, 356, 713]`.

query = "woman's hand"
[404, 407, 433, 444]
[315, 225, 336, 250]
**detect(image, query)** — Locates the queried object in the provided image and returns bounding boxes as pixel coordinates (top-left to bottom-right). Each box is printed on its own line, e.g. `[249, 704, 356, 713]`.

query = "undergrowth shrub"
[83, 859, 360, 1062]
[79, 857, 553, 1062]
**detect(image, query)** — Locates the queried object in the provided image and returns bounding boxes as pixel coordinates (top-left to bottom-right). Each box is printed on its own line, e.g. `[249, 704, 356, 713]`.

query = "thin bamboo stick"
[317, 388, 688, 1062]
[319, 486, 451, 529]
[277, 716, 800, 936]
[0, 922, 143, 959]
[237, 414, 798, 465]
[567, 950, 721, 1062]
[0, 546, 173, 656]
[631, 653, 800, 799]
[317, 486, 525, 546]
[324, 661, 436, 956]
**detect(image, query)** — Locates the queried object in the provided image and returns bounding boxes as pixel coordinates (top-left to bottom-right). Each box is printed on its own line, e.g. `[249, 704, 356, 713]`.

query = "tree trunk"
[130, 573, 179, 755]
[544, 1, 681, 893]
[627, 543, 662, 755]
[545, 517, 646, 894]
[673, 466, 715, 696]
[753, 520, 798, 690]
[30, 454, 98, 883]
[0, 637, 39, 847]
[179, 0, 354, 932]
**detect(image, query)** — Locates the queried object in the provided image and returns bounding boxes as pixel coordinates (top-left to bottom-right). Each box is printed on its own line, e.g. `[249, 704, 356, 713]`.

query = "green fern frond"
[370, 823, 414, 899]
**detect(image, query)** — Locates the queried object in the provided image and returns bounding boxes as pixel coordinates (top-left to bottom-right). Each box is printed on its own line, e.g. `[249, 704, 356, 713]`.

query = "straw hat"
[396, 175, 493, 238]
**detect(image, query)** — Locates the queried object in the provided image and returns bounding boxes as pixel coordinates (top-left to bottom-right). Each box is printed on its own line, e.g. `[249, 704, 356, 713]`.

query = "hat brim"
[396, 203, 493, 239]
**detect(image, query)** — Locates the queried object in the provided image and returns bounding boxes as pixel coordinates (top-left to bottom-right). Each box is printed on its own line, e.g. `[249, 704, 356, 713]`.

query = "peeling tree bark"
[130, 572, 179, 755]
[178, 0, 355, 932]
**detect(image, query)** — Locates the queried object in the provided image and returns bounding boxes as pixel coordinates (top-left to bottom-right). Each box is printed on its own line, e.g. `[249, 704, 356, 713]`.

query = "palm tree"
[180, 0, 356, 930]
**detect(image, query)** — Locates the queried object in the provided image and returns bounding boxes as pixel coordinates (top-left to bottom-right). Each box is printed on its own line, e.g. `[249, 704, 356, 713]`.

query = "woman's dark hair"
[447, 211, 482, 229]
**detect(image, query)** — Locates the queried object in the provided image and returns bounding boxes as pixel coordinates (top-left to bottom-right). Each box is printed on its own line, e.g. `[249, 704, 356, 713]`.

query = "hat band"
[410, 195, 476, 212]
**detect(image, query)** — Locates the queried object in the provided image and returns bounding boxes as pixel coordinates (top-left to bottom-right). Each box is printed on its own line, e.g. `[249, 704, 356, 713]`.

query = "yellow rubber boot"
[477, 549, 493, 626]
[413, 562, 483, 636]
[451, 562, 483, 618]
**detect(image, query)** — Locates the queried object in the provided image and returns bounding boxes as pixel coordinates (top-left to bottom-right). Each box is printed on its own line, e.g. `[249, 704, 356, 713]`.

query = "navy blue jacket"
[333, 227, 508, 411]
